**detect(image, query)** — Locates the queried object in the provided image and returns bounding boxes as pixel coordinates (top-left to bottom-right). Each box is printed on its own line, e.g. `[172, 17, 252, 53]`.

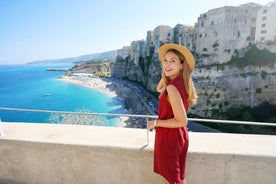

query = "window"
[261, 30, 267, 34]
[261, 37, 265, 41]
[263, 9, 267, 13]
[214, 31, 218, 37]
[262, 24, 266, 28]
[262, 16, 267, 21]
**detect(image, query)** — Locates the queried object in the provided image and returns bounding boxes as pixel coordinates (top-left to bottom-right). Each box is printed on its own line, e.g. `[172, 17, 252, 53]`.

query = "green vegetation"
[189, 101, 276, 135]
[69, 61, 112, 77]
[261, 70, 268, 79]
[215, 93, 220, 99]
[198, 44, 276, 69]
[212, 43, 219, 48]
[224, 101, 229, 106]
[228, 45, 276, 68]
[256, 88, 262, 94]
[225, 49, 231, 54]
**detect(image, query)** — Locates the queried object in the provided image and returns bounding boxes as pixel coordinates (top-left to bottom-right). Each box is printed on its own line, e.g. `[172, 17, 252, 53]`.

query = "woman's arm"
[147, 85, 188, 131]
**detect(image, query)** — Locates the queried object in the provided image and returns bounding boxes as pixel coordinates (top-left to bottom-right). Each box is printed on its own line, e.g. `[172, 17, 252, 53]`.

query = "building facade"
[195, 3, 262, 63]
[255, 1, 276, 43]
[170, 24, 195, 51]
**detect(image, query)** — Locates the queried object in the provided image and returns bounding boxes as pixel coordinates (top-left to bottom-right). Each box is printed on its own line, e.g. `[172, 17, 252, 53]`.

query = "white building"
[130, 40, 146, 66]
[195, 3, 262, 63]
[153, 25, 171, 55]
[145, 30, 154, 56]
[170, 24, 195, 51]
[255, 1, 276, 43]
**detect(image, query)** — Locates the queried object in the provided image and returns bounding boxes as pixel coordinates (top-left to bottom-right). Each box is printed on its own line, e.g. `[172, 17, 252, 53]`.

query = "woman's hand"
[157, 79, 166, 93]
[147, 121, 155, 132]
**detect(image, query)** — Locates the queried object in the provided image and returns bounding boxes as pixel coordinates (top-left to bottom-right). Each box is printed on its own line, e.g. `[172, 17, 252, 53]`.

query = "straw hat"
[158, 43, 195, 72]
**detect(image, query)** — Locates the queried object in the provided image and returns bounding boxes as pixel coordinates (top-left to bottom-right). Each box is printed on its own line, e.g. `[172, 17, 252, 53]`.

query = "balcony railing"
[1, 107, 276, 184]
[1, 107, 276, 139]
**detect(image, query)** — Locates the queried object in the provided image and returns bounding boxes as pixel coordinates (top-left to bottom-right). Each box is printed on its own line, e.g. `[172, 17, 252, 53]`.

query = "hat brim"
[158, 43, 195, 72]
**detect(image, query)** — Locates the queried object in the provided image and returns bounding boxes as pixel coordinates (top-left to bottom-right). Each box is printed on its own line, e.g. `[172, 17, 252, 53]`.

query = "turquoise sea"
[0, 63, 125, 126]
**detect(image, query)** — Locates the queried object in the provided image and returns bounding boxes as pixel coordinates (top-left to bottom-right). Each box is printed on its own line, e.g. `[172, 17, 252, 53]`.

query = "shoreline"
[58, 74, 153, 128]
[58, 74, 118, 97]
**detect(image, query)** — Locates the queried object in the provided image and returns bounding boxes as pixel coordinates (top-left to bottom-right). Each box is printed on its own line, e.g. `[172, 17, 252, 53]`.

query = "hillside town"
[113, 1, 275, 65]
[64, 1, 276, 131]
[109, 1, 276, 120]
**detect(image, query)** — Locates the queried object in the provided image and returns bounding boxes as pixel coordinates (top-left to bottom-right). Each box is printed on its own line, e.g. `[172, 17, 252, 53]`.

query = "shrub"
[261, 70, 268, 80]
[256, 88, 262, 93]
[242, 111, 255, 121]
[267, 117, 276, 123]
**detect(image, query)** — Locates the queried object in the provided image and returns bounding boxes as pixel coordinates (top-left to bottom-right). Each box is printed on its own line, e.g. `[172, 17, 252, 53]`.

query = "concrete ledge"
[0, 123, 276, 184]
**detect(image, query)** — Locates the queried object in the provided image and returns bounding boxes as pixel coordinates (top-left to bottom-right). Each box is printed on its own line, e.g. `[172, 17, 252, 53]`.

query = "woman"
[147, 43, 197, 184]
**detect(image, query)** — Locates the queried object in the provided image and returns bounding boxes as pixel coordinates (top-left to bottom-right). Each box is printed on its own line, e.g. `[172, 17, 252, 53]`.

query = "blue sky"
[0, 0, 270, 64]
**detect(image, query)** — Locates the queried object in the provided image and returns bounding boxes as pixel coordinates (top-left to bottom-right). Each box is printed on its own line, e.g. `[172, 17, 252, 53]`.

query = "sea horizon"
[0, 63, 125, 126]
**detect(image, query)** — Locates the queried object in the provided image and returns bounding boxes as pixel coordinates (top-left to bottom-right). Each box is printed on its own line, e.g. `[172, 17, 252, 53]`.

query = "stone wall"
[196, 3, 262, 63]
[1, 123, 276, 184]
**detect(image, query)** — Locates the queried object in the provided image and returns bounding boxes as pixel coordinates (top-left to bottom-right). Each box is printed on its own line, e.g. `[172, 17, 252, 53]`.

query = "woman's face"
[162, 51, 183, 79]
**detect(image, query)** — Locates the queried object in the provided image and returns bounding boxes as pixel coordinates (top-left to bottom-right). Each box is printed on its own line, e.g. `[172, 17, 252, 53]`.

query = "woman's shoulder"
[166, 84, 181, 96]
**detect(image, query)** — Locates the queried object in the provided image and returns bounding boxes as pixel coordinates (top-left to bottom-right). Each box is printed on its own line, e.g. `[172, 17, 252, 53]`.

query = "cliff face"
[70, 62, 113, 76]
[191, 64, 276, 117]
[111, 49, 276, 117]
[112, 54, 162, 92]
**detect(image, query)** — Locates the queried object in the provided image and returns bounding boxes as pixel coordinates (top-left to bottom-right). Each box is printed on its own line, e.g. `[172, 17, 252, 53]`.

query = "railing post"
[0, 118, 4, 136]
[146, 117, 149, 146]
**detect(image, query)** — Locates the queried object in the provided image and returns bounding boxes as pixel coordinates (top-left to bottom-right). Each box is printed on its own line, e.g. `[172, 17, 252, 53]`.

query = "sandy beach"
[58, 74, 117, 97]
[58, 73, 153, 128]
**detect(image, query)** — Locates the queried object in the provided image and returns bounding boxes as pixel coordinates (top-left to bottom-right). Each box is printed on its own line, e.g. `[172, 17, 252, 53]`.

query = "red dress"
[154, 76, 189, 184]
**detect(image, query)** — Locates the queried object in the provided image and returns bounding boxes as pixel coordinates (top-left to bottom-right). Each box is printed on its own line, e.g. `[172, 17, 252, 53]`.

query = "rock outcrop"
[111, 39, 275, 119]
[191, 64, 276, 117]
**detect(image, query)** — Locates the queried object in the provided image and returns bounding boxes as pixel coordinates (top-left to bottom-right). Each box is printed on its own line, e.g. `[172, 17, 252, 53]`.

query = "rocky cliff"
[111, 45, 276, 118]
[69, 62, 113, 76]
[192, 64, 276, 117]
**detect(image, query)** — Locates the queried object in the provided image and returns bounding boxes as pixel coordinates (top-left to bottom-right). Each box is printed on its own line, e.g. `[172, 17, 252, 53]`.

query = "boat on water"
[45, 93, 51, 96]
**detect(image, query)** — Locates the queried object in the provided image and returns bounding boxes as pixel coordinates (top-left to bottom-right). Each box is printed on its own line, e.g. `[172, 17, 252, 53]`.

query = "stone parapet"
[0, 123, 275, 184]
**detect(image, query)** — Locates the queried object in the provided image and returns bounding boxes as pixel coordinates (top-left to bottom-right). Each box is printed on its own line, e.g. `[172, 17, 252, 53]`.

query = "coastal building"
[255, 0, 276, 52]
[130, 40, 146, 66]
[146, 30, 154, 56]
[195, 3, 262, 63]
[170, 24, 195, 51]
[116, 46, 131, 60]
[111, 46, 131, 78]
[153, 25, 171, 55]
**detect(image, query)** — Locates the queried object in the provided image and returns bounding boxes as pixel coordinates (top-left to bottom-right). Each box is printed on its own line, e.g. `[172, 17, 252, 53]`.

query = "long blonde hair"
[157, 49, 198, 107]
